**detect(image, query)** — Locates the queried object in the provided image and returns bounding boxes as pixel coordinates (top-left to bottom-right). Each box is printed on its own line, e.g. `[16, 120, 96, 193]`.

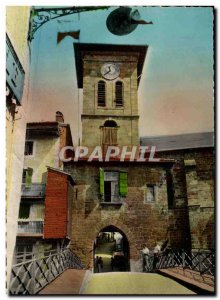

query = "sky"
[29, 6, 214, 145]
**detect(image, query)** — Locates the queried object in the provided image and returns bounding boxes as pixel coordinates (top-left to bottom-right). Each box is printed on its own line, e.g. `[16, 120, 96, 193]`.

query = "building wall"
[6, 7, 30, 68]
[82, 116, 139, 150]
[44, 169, 70, 239]
[6, 6, 31, 285]
[158, 148, 214, 250]
[82, 53, 139, 149]
[24, 137, 60, 183]
[65, 162, 189, 271]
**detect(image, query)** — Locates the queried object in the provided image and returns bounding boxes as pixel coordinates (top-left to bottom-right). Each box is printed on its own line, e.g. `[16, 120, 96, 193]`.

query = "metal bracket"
[28, 6, 110, 42]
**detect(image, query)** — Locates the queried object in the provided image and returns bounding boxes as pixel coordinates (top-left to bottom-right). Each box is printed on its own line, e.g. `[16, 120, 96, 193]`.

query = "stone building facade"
[74, 43, 145, 152]
[63, 43, 214, 271]
[141, 134, 214, 250]
[65, 160, 192, 271]
[158, 147, 214, 251]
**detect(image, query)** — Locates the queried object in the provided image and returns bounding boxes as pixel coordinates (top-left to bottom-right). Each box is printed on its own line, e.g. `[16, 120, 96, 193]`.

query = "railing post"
[58, 251, 61, 274]
[199, 252, 201, 274]
[30, 260, 35, 294]
[171, 251, 174, 267]
[182, 250, 185, 269]
[48, 254, 52, 281]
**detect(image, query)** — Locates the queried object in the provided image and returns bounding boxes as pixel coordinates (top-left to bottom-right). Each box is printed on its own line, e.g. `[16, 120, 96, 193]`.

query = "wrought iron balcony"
[21, 183, 46, 198]
[17, 220, 43, 235]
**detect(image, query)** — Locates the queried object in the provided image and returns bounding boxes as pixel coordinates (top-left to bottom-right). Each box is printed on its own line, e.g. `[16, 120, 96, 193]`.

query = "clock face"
[101, 63, 120, 80]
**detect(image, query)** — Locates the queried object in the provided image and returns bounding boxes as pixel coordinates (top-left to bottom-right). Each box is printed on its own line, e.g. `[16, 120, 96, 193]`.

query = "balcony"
[100, 194, 123, 206]
[21, 183, 46, 198]
[17, 220, 43, 236]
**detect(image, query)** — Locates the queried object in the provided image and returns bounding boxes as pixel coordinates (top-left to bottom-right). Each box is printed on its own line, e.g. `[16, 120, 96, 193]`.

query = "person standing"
[153, 243, 161, 270]
[111, 257, 114, 271]
[99, 256, 104, 272]
[95, 256, 99, 272]
[141, 244, 150, 271]
[97, 256, 102, 272]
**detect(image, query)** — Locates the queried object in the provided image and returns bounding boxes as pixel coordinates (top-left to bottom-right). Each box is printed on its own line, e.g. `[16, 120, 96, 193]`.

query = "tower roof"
[74, 43, 148, 88]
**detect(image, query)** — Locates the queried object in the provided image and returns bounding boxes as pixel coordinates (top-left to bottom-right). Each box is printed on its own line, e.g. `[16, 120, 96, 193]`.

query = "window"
[102, 120, 118, 152]
[19, 203, 30, 219]
[24, 141, 34, 156]
[97, 80, 106, 107]
[144, 184, 156, 203]
[16, 243, 33, 263]
[22, 168, 33, 188]
[100, 169, 127, 203]
[22, 169, 27, 184]
[115, 81, 123, 107]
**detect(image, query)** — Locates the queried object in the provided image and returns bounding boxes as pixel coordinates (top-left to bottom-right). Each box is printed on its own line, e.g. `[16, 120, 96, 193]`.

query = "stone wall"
[81, 52, 139, 149]
[64, 147, 214, 270]
[158, 148, 215, 250]
[81, 116, 139, 150]
[65, 161, 190, 271]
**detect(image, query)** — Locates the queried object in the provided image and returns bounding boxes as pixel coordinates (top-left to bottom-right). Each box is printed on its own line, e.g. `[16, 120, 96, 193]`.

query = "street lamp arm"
[28, 6, 110, 42]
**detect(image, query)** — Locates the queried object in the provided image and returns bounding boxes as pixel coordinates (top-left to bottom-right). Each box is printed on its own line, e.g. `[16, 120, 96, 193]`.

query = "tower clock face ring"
[101, 63, 120, 80]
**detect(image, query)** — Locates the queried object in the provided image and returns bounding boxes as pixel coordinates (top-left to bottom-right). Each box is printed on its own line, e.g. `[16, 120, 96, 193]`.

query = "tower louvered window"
[97, 80, 106, 107]
[115, 81, 123, 107]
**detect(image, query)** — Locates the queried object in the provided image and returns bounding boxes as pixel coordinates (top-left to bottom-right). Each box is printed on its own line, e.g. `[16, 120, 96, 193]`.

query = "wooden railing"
[143, 249, 215, 277]
[9, 248, 83, 295]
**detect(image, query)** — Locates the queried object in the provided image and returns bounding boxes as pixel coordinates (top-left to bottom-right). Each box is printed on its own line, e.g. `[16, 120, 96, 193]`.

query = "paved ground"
[39, 269, 86, 295]
[82, 272, 196, 295]
[94, 241, 128, 272]
[159, 268, 214, 294]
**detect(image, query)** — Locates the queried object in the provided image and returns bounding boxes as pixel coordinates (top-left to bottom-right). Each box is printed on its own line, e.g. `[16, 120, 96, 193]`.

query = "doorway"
[93, 225, 130, 273]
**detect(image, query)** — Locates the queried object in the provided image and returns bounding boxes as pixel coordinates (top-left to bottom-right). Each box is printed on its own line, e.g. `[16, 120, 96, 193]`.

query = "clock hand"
[104, 69, 111, 76]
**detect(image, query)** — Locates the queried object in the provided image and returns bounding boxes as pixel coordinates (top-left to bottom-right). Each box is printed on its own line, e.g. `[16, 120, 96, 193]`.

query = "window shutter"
[97, 81, 106, 107]
[119, 171, 128, 196]
[115, 81, 123, 107]
[100, 168, 104, 196]
[26, 168, 33, 188]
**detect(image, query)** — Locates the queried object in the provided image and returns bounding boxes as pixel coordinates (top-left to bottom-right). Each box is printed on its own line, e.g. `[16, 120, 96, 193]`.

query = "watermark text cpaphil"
[59, 146, 161, 162]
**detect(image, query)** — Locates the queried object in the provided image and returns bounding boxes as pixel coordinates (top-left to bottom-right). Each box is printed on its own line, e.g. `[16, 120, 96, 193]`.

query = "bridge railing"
[9, 248, 83, 295]
[144, 249, 215, 277]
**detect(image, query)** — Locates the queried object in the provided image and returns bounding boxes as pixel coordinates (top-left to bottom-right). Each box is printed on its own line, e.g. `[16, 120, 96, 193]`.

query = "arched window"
[115, 81, 123, 107]
[104, 120, 117, 127]
[102, 120, 118, 150]
[97, 80, 106, 107]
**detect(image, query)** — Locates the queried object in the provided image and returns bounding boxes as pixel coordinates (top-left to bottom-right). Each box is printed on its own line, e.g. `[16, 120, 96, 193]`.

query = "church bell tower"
[74, 43, 148, 152]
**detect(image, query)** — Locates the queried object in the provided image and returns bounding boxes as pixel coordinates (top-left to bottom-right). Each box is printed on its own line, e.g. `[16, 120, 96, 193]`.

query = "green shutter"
[26, 168, 33, 188]
[119, 172, 128, 196]
[100, 168, 104, 196]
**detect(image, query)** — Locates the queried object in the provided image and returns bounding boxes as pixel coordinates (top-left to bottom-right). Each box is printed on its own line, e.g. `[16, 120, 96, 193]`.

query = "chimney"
[56, 111, 64, 123]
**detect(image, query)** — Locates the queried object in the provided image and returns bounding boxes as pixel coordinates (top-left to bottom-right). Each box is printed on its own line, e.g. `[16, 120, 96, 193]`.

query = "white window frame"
[144, 184, 156, 203]
[104, 171, 120, 203]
